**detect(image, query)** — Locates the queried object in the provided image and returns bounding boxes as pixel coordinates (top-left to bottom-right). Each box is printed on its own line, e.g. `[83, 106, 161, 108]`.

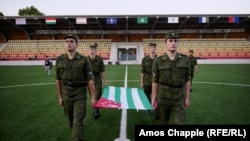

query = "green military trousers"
[64, 98, 87, 141]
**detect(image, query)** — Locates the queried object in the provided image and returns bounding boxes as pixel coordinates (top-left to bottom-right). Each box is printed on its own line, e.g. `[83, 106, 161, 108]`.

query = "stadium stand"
[0, 39, 111, 60]
[143, 38, 250, 59]
[0, 15, 250, 63]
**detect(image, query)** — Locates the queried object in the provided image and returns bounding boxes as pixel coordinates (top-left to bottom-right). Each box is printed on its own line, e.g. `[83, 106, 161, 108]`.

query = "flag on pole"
[198, 17, 209, 23]
[168, 17, 179, 23]
[15, 18, 26, 25]
[106, 17, 117, 24]
[137, 17, 148, 24]
[228, 16, 240, 23]
[76, 17, 87, 24]
[95, 86, 153, 110]
[45, 18, 56, 24]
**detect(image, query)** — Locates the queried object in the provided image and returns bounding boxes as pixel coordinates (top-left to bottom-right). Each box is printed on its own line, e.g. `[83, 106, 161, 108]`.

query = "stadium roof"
[0, 14, 250, 41]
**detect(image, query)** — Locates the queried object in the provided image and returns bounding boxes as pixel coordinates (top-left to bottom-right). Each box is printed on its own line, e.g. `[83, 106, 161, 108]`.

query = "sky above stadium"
[1, 0, 250, 16]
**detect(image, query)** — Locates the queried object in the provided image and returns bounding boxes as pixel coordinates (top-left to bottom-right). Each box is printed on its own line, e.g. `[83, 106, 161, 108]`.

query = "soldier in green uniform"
[151, 32, 191, 125]
[187, 49, 198, 92]
[140, 43, 159, 119]
[55, 35, 96, 141]
[87, 43, 107, 119]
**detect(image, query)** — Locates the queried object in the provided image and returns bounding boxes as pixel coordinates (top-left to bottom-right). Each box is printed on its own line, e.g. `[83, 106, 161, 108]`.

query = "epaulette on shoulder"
[79, 54, 85, 58]
[145, 55, 150, 59]
[179, 53, 187, 57]
[80, 54, 85, 57]
[97, 55, 103, 59]
[153, 55, 161, 61]
[155, 55, 162, 59]
[57, 54, 67, 59]
[79, 54, 88, 60]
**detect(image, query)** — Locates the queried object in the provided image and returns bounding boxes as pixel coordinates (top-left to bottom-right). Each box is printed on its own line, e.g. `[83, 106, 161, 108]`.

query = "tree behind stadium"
[18, 5, 44, 16]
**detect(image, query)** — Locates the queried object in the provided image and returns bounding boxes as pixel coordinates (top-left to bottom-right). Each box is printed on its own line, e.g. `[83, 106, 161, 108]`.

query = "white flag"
[15, 18, 26, 25]
[76, 17, 87, 24]
[168, 17, 179, 23]
[95, 86, 153, 110]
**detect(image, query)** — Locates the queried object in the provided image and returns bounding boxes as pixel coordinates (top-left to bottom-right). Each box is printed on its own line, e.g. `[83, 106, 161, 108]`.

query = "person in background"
[55, 34, 96, 141]
[87, 43, 107, 119]
[151, 32, 191, 125]
[140, 43, 159, 119]
[44, 55, 51, 76]
[187, 49, 198, 92]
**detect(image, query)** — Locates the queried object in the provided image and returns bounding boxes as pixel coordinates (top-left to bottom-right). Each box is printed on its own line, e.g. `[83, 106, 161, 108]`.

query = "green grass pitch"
[0, 64, 250, 141]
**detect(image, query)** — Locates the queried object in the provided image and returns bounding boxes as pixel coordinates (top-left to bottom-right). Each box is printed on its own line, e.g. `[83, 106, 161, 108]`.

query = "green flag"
[137, 17, 148, 24]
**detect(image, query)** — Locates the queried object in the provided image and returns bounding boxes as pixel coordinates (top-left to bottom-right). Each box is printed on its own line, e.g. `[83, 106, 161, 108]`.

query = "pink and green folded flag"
[95, 86, 153, 110]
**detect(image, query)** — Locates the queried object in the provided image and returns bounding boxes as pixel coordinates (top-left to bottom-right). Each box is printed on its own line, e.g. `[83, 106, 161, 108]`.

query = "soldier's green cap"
[149, 43, 156, 46]
[165, 32, 179, 39]
[89, 43, 98, 49]
[64, 34, 78, 44]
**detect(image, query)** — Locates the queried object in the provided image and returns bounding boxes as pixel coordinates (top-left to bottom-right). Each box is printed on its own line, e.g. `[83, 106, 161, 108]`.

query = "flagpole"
[114, 65, 130, 141]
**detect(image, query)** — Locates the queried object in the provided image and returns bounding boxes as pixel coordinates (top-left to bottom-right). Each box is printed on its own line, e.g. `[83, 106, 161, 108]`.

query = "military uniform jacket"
[152, 52, 191, 105]
[141, 54, 157, 86]
[55, 52, 94, 100]
[87, 55, 105, 83]
[188, 56, 197, 73]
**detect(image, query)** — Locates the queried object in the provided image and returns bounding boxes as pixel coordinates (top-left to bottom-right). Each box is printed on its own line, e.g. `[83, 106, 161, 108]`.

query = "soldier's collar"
[88, 55, 98, 60]
[162, 52, 182, 61]
[66, 52, 81, 59]
[74, 52, 82, 59]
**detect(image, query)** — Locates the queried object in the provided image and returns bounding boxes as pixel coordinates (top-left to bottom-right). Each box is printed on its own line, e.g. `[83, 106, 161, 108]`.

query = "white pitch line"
[0, 83, 55, 89]
[1, 81, 250, 89]
[194, 81, 250, 87]
[114, 65, 130, 141]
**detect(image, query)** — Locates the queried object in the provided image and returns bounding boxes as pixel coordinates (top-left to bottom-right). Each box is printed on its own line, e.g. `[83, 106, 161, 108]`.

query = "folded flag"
[95, 86, 153, 110]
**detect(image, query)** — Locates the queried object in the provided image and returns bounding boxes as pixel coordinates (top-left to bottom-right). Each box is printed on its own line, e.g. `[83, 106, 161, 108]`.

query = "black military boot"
[93, 108, 101, 119]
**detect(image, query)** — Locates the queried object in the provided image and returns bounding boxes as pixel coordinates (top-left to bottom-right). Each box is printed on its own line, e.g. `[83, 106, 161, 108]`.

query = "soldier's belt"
[144, 73, 153, 76]
[93, 72, 101, 77]
[63, 82, 87, 88]
[159, 82, 183, 89]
